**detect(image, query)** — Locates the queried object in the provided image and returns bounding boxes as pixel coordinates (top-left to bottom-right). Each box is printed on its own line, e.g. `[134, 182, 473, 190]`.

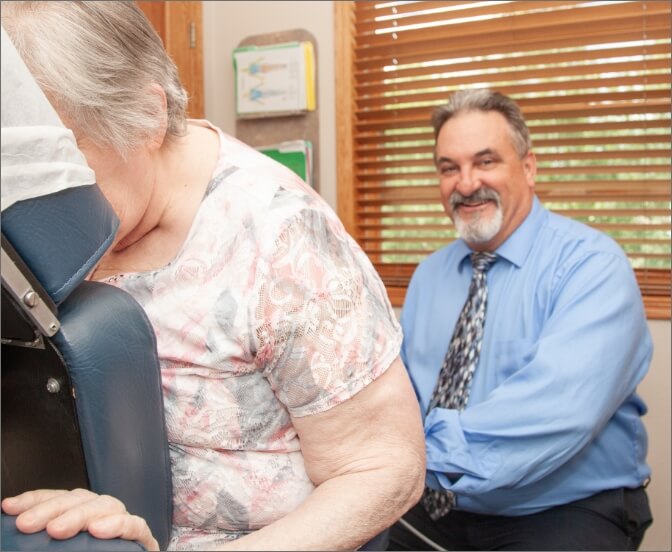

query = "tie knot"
[470, 251, 497, 273]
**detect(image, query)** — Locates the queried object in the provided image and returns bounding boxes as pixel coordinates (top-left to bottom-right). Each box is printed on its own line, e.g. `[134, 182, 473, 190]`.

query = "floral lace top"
[101, 121, 402, 550]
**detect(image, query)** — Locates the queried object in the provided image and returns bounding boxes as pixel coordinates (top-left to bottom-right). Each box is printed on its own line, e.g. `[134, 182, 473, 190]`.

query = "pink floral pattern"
[102, 122, 402, 550]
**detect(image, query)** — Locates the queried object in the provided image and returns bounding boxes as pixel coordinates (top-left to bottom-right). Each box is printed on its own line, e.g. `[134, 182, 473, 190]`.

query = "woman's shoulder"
[199, 125, 330, 233]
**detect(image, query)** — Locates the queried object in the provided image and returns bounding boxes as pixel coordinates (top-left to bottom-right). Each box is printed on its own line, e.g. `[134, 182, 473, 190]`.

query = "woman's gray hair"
[431, 89, 532, 158]
[1, 1, 188, 157]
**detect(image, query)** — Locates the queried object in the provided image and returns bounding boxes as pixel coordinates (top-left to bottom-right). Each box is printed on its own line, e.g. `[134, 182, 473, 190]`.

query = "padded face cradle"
[0, 177, 174, 552]
[2, 186, 119, 306]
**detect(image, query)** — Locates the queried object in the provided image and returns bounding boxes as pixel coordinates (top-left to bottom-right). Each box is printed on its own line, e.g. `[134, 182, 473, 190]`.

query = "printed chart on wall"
[233, 41, 315, 117]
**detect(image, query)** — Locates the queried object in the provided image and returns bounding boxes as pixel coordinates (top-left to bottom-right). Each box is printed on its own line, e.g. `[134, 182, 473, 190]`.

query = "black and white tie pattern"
[422, 251, 497, 521]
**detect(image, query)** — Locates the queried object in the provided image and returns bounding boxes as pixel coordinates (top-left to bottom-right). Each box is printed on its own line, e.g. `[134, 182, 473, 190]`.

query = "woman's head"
[1, 1, 188, 158]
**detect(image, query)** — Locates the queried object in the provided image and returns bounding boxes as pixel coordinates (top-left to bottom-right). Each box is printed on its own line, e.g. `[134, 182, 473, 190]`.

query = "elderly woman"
[0, 2, 425, 550]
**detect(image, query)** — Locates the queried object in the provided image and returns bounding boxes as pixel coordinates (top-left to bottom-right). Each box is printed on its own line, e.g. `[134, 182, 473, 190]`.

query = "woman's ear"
[148, 83, 168, 150]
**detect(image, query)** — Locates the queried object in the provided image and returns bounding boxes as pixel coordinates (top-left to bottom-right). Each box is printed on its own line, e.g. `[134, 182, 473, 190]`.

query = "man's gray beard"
[453, 202, 503, 244]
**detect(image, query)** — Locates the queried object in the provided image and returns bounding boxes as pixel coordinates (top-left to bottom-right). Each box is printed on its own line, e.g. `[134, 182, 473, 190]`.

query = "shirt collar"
[454, 196, 546, 271]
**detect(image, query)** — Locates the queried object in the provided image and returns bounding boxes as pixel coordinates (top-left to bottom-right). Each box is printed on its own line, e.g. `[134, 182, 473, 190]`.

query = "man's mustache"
[450, 188, 501, 211]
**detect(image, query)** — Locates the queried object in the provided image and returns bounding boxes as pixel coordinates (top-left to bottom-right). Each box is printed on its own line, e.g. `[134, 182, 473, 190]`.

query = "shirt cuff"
[424, 407, 500, 493]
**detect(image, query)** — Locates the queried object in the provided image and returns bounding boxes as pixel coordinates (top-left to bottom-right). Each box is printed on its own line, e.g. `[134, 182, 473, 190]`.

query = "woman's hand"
[1, 489, 159, 551]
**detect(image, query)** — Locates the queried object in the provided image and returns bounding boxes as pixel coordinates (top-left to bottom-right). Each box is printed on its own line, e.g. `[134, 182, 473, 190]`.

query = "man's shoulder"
[410, 241, 465, 286]
[420, 240, 463, 266]
[541, 208, 627, 261]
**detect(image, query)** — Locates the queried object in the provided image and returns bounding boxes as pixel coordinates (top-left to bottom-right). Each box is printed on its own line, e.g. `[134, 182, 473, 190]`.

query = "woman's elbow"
[382, 441, 426, 517]
[403, 448, 427, 510]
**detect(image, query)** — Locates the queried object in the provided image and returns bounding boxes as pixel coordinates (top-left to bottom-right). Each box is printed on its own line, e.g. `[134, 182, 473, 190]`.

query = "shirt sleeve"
[252, 207, 402, 418]
[422, 250, 652, 496]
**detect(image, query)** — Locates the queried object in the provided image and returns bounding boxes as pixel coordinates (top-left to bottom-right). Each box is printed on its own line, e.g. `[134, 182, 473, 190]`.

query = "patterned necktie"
[422, 251, 497, 521]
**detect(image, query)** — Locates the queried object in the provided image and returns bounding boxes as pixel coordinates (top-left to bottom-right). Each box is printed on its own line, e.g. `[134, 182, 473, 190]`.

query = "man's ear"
[523, 151, 537, 189]
[148, 83, 168, 150]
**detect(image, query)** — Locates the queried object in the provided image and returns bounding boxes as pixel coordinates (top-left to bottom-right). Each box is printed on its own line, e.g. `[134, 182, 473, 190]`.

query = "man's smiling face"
[435, 109, 537, 251]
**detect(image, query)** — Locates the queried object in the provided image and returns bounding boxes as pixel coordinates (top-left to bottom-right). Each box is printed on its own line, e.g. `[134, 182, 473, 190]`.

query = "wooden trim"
[165, 2, 204, 119]
[386, 285, 407, 309]
[136, 1, 166, 39]
[643, 295, 671, 320]
[137, 1, 204, 119]
[335, 1, 356, 236]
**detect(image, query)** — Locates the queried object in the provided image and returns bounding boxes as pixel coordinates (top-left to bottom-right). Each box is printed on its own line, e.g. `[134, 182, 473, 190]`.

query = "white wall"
[202, 3, 671, 550]
[640, 320, 672, 552]
[202, 0, 336, 208]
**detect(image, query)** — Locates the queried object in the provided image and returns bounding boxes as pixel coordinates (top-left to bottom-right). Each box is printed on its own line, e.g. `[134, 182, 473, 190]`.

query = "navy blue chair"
[1, 185, 174, 551]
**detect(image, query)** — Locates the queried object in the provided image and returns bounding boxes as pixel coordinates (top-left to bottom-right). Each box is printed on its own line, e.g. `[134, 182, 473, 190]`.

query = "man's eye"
[478, 158, 495, 167]
[439, 165, 457, 175]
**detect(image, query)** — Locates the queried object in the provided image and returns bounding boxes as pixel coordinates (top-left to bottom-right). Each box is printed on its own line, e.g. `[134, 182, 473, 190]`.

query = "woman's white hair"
[1, 1, 188, 157]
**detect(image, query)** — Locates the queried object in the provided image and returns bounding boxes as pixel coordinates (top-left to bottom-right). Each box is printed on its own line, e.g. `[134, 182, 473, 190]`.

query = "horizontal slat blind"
[340, 0, 671, 318]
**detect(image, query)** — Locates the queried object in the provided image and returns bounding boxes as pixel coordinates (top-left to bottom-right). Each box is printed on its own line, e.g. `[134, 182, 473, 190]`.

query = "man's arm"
[224, 355, 426, 550]
[420, 251, 651, 496]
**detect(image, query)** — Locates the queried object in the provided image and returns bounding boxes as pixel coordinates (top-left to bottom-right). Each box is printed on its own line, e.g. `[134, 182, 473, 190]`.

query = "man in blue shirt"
[389, 89, 653, 551]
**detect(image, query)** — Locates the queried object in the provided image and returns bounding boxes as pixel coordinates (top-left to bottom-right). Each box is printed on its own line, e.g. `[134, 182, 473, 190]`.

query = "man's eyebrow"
[475, 148, 499, 157]
[434, 148, 500, 164]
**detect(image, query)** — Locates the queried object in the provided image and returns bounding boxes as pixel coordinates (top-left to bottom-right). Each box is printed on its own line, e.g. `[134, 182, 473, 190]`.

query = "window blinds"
[336, 0, 671, 317]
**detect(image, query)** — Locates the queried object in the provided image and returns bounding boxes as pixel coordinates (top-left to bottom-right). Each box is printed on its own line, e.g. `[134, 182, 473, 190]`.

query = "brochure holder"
[235, 29, 320, 192]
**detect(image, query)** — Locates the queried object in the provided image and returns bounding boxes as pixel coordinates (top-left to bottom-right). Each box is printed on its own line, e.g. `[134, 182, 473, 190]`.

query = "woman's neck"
[92, 122, 220, 279]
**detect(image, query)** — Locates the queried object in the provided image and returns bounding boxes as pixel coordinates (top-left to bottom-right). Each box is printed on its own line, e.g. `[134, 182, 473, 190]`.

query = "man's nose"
[456, 168, 481, 197]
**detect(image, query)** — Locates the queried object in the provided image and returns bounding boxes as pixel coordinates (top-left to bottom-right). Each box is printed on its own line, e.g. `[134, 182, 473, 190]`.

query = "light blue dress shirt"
[401, 197, 652, 516]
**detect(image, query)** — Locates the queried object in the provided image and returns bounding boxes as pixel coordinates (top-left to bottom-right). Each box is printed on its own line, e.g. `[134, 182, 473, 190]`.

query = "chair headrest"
[1, 26, 119, 305]
[2, 189, 119, 305]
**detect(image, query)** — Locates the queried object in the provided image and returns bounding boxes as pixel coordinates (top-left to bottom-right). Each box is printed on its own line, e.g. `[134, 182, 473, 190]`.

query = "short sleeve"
[252, 207, 402, 417]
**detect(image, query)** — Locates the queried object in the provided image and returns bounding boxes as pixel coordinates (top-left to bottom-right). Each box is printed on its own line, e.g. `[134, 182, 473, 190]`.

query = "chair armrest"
[53, 282, 173, 549]
[1, 514, 146, 551]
